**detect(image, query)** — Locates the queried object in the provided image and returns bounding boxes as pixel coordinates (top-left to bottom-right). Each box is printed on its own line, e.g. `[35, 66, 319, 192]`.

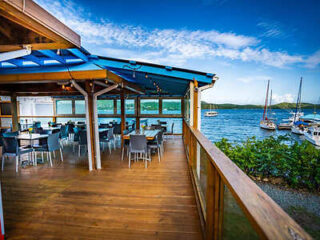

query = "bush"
[215, 136, 320, 191]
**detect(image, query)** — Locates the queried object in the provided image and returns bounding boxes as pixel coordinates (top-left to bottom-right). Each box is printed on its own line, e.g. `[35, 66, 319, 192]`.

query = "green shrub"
[215, 136, 320, 191]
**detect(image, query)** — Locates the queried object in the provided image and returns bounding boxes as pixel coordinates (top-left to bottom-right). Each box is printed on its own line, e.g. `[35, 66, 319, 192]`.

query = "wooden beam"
[0, 69, 108, 83]
[0, 42, 74, 52]
[10, 92, 18, 131]
[0, 0, 80, 48]
[106, 70, 144, 94]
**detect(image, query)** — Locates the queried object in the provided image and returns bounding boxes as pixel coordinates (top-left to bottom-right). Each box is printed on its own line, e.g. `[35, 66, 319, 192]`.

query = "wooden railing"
[182, 120, 311, 240]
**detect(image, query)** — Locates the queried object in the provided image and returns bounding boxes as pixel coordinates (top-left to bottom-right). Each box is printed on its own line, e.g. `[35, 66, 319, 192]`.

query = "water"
[201, 109, 315, 144]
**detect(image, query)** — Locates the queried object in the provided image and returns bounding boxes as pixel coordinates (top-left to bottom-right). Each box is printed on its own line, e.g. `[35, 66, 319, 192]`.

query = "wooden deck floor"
[0, 137, 203, 240]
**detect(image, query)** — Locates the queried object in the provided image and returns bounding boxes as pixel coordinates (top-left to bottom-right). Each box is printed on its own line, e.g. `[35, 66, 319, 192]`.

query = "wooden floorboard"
[0, 137, 203, 240]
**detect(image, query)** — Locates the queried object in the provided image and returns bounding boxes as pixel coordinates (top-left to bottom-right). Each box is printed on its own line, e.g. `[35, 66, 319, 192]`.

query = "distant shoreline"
[201, 102, 320, 110]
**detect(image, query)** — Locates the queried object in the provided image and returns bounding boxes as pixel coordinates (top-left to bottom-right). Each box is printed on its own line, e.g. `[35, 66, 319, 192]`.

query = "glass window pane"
[56, 100, 72, 115]
[98, 100, 114, 114]
[125, 99, 135, 114]
[117, 99, 135, 114]
[140, 99, 159, 114]
[35, 103, 53, 116]
[56, 117, 86, 124]
[162, 99, 181, 114]
[223, 185, 259, 239]
[75, 100, 85, 114]
[139, 118, 182, 134]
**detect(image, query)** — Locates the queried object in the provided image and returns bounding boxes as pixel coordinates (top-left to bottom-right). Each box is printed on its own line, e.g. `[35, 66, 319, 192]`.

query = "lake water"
[201, 109, 315, 144]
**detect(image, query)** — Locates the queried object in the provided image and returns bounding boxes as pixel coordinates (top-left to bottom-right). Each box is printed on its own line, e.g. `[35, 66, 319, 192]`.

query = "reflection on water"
[201, 109, 315, 144]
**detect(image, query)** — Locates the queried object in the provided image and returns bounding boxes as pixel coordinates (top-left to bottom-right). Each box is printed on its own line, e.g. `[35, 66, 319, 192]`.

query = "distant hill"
[201, 101, 320, 110]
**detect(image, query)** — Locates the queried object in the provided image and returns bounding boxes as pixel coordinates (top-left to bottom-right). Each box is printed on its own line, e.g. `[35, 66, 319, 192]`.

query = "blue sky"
[36, 0, 320, 104]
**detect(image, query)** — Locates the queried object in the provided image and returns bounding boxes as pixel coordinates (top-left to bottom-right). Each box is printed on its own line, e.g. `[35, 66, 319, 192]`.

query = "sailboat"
[291, 77, 308, 135]
[260, 80, 276, 130]
[205, 103, 218, 117]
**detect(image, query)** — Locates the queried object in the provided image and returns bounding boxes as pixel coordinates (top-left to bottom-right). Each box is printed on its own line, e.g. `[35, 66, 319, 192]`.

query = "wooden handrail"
[185, 121, 311, 240]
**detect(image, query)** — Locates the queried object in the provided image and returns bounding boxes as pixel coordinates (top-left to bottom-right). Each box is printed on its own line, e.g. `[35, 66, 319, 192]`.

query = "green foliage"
[215, 136, 320, 191]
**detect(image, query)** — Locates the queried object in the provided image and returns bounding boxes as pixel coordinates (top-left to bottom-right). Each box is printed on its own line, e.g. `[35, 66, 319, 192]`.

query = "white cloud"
[257, 21, 286, 39]
[272, 93, 295, 104]
[35, 0, 318, 69]
[304, 50, 320, 68]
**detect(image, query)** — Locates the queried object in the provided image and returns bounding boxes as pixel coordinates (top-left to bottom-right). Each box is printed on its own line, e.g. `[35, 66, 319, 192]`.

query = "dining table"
[16, 133, 50, 166]
[16, 133, 49, 141]
[123, 129, 160, 141]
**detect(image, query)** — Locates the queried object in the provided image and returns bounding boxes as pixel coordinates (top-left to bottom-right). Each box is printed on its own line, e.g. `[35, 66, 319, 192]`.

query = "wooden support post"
[193, 79, 199, 130]
[85, 81, 96, 170]
[135, 97, 140, 130]
[120, 91, 126, 150]
[113, 99, 117, 115]
[10, 92, 18, 131]
[159, 98, 163, 115]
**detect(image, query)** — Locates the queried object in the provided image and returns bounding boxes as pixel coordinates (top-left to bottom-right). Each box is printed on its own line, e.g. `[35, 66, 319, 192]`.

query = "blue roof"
[0, 48, 216, 96]
[301, 114, 320, 121]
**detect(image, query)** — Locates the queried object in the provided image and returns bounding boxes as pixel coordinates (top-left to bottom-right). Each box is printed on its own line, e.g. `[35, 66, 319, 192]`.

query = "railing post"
[206, 159, 223, 240]
[206, 160, 215, 239]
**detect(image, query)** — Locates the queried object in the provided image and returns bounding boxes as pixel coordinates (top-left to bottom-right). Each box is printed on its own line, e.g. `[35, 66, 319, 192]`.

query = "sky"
[36, 0, 320, 104]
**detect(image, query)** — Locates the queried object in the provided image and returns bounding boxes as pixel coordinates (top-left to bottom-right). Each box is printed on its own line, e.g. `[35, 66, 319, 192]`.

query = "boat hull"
[291, 126, 306, 135]
[205, 111, 218, 117]
[260, 121, 276, 130]
[304, 134, 320, 146]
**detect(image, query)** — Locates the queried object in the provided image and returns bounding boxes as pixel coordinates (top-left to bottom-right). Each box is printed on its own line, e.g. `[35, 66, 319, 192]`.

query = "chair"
[78, 130, 87, 157]
[3, 131, 19, 137]
[113, 123, 121, 142]
[100, 128, 115, 154]
[147, 133, 161, 162]
[165, 123, 174, 139]
[72, 127, 80, 153]
[128, 135, 150, 168]
[33, 121, 41, 129]
[34, 133, 63, 166]
[59, 125, 69, 147]
[2, 137, 34, 172]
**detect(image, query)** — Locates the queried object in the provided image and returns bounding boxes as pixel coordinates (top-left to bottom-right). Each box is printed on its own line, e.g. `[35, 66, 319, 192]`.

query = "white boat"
[205, 103, 218, 117]
[291, 78, 308, 135]
[260, 120, 276, 130]
[205, 111, 218, 117]
[260, 80, 276, 130]
[291, 124, 307, 135]
[304, 127, 320, 146]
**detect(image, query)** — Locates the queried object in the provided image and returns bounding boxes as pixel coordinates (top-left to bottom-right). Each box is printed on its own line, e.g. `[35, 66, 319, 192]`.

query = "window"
[140, 99, 159, 114]
[56, 100, 72, 115]
[162, 99, 181, 114]
[140, 118, 182, 134]
[97, 100, 114, 114]
[116, 99, 135, 114]
[75, 100, 85, 114]
[35, 103, 53, 116]
[125, 99, 135, 114]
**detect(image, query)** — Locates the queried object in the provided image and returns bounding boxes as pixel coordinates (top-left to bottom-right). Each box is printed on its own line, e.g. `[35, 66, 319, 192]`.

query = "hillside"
[201, 101, 320, 110]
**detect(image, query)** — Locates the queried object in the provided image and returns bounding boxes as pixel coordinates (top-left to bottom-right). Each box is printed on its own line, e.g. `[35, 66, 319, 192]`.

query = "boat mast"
[263, 80, 270, 120]
[269, 89, 273, 117]
[294, 77, 302, 122]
